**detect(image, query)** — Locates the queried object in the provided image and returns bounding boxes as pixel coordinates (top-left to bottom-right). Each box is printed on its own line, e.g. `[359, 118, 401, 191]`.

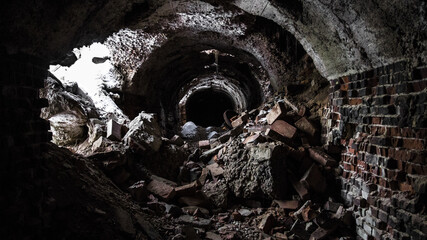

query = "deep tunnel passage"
[185, 88, 235, 127]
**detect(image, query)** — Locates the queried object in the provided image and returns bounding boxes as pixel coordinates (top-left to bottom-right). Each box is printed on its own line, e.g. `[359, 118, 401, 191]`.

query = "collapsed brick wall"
[322, 61, 427, 239]
[0, 53, 51, 237]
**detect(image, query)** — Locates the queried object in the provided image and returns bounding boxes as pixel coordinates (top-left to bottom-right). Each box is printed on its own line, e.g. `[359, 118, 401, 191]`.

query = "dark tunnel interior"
[185, 89, 235, 127]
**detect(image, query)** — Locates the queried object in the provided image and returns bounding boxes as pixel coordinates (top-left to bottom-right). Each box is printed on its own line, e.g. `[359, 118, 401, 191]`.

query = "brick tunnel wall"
[322, 61, 427, 239]
[0, 53, 52, 237]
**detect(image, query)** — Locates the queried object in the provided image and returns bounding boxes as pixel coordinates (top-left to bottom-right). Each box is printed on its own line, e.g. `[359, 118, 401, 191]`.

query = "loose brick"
[294, 117, 316, 136]
[266, 102, 286, 124]
[270, 120, 297, 139]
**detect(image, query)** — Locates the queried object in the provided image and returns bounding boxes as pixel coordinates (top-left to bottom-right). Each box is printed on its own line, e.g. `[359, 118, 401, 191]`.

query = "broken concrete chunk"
[224, 143, 289, 199]
[295, 117, 316, 136]
[270, 120, 297, 139]
[123, 112, 162, 152]
[258, 213, 275, 234]
[308, 148, 337, 167]
[146, 177, 176, 201]
[202, 180, 228, 209]
[266, 102, 286, 124]
[107, 119, 121, 141]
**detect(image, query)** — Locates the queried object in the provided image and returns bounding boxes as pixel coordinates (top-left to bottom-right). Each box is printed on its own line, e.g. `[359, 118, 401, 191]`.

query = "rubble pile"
[41, 74, 354, 239]
[82, 94, 358, 239]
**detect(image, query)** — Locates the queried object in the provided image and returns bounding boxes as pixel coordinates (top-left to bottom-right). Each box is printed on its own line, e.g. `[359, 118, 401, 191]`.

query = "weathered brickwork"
[322, 61, 427, 239]
[0, 53, 51, 237]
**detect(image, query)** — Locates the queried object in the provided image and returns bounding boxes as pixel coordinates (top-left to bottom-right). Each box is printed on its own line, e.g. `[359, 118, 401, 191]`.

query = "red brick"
[412, 80, 427, 92]
[402, 138, 425, 150]
[274, 200, 299, 210]
[198, 140, 211, 149]
[295, 117, 316, 136]
[372, 117, 382, 124]
[389, 127, 400, 137]
[401, 128, 414, 138]
[349, 98, 362, 105]
[266, 102, 286, 124]
[270, 120, 297, 139]
[399, 182, 413, 192]
[301, 164, 327, 193]
[391, 137, 402, 147]
[340, 84, 349, 91]
[386, 86, 396, 95]
[416, 129, 427, 139]
[341, 76, 350, 83]
[147, 177, 176, 201]
[231, 112, 249, 128]
[308, 148, 337, 167]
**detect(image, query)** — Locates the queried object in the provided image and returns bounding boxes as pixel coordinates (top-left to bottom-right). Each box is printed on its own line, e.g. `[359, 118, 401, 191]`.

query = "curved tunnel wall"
[0, 1, 426, 239]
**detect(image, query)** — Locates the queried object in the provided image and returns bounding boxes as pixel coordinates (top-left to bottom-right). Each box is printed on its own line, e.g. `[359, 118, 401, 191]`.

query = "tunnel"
[185, 88, 235, 127]
[1, 1, 426, 240]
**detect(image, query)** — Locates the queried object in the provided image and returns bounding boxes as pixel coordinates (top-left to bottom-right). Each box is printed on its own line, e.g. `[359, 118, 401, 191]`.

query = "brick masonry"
[322, 61, 427, 240]
[0, 53, 51, 237]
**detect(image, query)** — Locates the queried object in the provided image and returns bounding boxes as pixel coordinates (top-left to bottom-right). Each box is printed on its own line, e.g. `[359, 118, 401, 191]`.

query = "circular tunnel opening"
[185, 89, 235, 127]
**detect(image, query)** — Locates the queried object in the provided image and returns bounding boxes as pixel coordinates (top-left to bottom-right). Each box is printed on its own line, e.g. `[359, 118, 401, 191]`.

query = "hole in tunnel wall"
[185, 89, 235, 127]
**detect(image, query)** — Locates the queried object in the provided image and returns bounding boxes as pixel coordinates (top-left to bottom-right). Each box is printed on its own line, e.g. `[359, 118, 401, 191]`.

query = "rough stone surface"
[123, 112, 162, 152]
[221, 142, 289, 199]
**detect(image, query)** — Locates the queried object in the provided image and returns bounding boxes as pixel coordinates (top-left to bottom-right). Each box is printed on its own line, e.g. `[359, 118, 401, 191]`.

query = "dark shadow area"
[186, 89, 235, 127]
